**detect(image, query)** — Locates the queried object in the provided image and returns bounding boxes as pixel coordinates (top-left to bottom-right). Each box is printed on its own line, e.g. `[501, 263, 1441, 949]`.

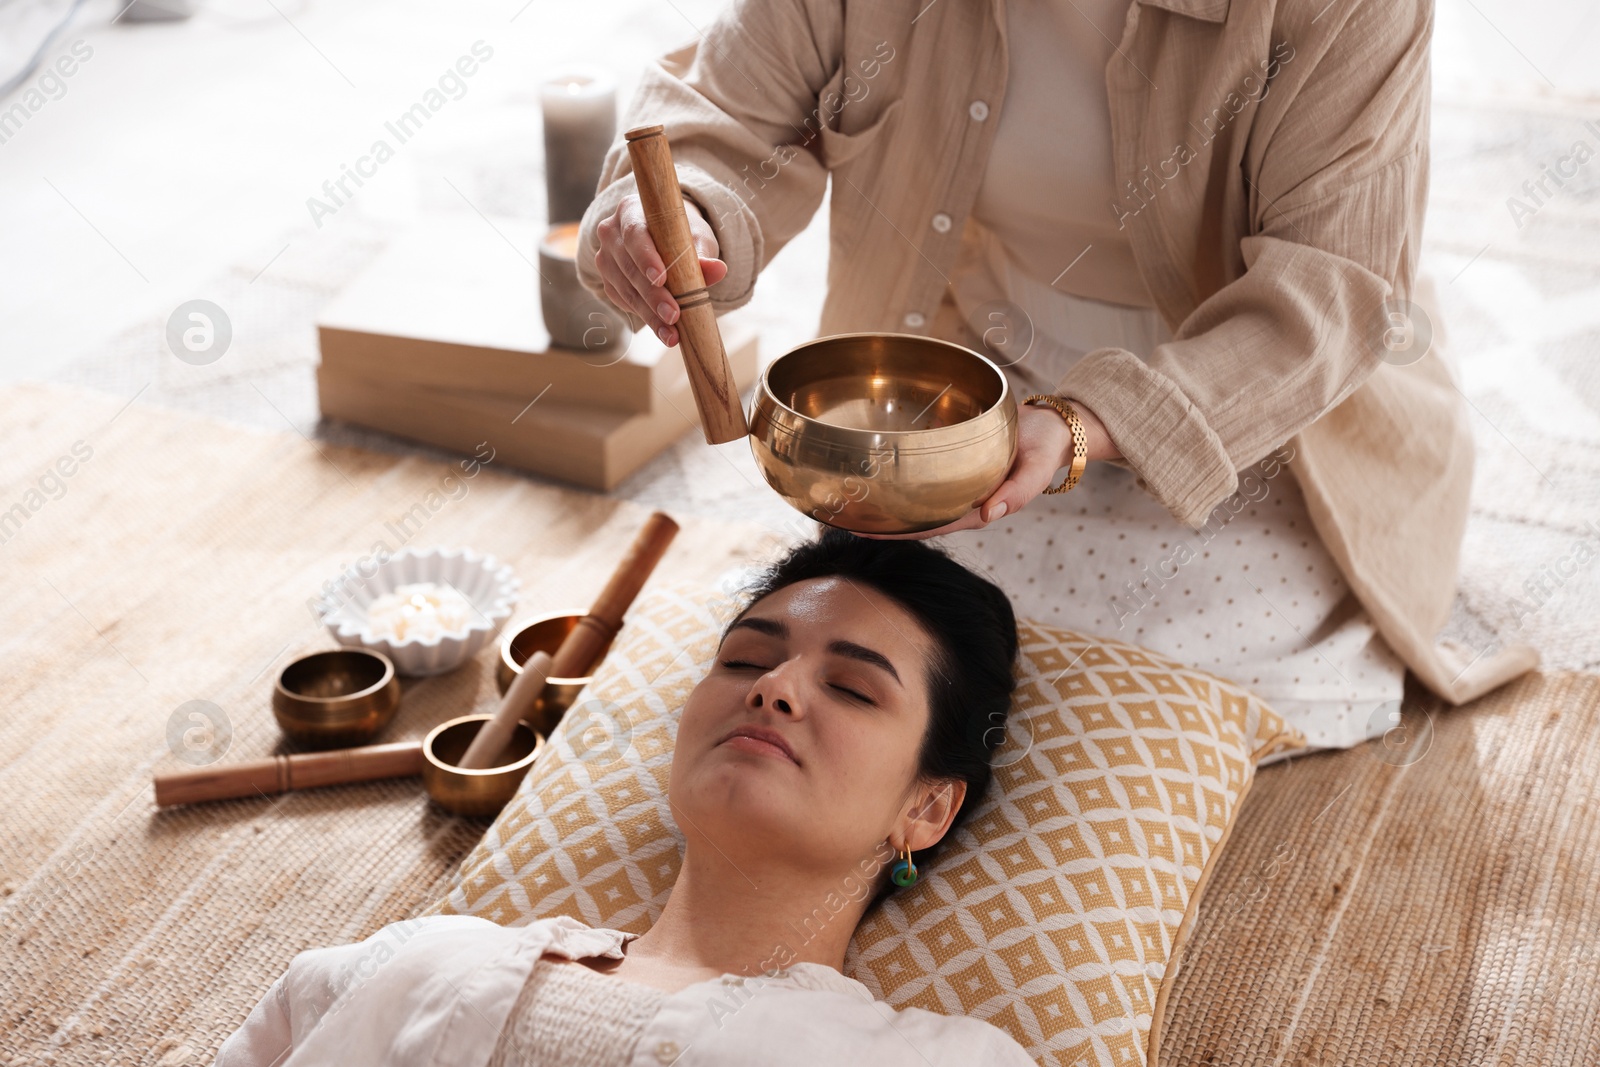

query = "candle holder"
[540, 221, 631, 354]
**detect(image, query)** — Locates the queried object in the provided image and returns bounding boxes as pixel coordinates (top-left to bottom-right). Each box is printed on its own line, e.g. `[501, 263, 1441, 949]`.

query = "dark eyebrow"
[725, 615, 902, 687]
[827, 639, 902, 686]
[727, 616, 786, 639]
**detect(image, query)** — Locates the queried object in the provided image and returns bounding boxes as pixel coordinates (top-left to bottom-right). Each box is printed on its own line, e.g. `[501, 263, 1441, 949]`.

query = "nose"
[746, 659, 802, 717]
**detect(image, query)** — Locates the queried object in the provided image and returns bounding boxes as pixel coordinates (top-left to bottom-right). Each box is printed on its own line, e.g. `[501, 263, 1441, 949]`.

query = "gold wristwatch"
[1022, 394, 1088, 495]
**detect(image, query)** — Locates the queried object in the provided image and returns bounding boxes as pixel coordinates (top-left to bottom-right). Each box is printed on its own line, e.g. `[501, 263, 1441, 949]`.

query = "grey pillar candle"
[542, 67, 617, 224]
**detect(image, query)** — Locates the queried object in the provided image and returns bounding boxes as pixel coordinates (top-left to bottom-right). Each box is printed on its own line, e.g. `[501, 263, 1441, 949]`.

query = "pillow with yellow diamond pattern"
[424, 577, 1304, 1067]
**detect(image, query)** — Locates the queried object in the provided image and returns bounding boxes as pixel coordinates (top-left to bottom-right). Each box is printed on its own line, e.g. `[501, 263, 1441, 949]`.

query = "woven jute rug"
[1157, 668, 1600, 1066]
[3, 382, 1597, 1066]
[0, 383, 787, 1065]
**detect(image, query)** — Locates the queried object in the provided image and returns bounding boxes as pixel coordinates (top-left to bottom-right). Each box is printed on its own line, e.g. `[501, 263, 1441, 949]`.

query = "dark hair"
[724, 526, 1019, 877]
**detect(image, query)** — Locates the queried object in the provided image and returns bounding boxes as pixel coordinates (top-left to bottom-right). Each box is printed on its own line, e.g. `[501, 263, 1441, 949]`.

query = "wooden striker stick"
[154, 741, 425, 808]
[454, 650, 553, 771]
[456, 510, 681, 768]
[624, 124, 749, 445]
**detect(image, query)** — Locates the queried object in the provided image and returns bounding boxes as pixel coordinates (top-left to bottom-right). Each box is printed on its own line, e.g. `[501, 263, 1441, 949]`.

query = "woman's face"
[670, 576, 950, 882]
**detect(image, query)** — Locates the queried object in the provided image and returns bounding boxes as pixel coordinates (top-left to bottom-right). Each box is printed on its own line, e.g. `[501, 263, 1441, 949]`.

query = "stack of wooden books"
[316, 217, 759, 491]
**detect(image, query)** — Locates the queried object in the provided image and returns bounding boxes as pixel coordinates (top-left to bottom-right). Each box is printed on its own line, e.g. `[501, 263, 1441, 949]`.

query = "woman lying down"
[216, 529, 1034, 1065]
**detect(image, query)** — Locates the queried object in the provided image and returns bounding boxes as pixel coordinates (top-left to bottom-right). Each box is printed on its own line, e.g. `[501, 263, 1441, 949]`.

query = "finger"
[600, 275, 661, 342]
[616, 198, 668, 284]
[977, 417, 1069, 521]
[597, 250, 659, 331]
[596, 236, 674, 341]
[595, 253, 638, 318]
[600, 262, 678, 346]
[700, 257, 728, 287]
[615, 239, 681, 330]
[619, 246, 681, 326]
[686, 208, 721, 262]
[685, 202, 727, 287]
[681, 197, 720, 254]
[977, 478, 1021, 523]
[599, 274, 634, 318]
[617, 201, 684, 326]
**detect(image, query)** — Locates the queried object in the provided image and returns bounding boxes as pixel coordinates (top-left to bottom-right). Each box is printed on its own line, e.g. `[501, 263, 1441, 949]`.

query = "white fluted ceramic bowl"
[315, 546, 520, 677]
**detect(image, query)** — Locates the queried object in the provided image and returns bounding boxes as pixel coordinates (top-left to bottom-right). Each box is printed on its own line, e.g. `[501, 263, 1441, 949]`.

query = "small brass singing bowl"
[422, 714, 546, 818]
[748, 333, 1019, 534]
[494, 611, 613, 726]
[273, 649, 401, 747]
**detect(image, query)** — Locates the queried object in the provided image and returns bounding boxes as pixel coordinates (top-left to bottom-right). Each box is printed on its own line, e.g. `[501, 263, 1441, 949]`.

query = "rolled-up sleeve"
[576, 0, 839, 327]
[1058, 0, 1431, 529]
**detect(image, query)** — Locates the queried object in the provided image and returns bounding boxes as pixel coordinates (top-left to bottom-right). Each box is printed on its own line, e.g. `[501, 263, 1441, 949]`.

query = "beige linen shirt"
[213, 914, 1034, 1067]
[576, 0, 1540, 706]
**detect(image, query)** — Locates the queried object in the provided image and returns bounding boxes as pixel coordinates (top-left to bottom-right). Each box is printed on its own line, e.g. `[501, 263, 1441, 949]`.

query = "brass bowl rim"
[754, 331, 1014, 449]
[423, 713, 546, 777]
[274, 648, 397, 711]
[499, 609, 599, 686]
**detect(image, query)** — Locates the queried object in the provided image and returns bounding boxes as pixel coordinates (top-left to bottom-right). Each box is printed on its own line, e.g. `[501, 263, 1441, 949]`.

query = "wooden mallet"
[624, 124, 748, 445]
[455, 509, 680, 768]
[154, 741, 425, 808]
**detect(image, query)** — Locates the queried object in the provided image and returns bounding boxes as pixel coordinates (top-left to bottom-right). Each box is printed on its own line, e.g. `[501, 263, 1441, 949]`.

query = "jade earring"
[890, 844, 918, 887]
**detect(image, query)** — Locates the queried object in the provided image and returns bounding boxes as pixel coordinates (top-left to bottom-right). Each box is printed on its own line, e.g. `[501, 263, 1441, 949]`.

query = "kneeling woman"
[216, 529, 1033, 1066]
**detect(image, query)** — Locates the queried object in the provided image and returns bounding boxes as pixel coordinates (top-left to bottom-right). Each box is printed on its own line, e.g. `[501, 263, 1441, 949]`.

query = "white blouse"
[212, 914, 1035, 1067]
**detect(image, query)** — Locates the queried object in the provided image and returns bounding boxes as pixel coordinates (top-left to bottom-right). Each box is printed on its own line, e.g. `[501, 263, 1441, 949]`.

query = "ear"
[897, 779, 967, 854]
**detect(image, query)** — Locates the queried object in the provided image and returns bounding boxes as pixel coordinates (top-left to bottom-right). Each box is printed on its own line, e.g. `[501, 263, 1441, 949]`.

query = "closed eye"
[720, 660, 874, 706]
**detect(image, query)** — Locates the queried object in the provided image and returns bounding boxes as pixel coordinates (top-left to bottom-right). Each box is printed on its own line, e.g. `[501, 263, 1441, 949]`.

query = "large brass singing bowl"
[748, 334, 1019, 534]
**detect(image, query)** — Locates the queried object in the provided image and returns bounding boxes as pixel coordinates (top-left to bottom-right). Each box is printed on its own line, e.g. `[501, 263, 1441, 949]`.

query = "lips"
[718, 724, 799, 765]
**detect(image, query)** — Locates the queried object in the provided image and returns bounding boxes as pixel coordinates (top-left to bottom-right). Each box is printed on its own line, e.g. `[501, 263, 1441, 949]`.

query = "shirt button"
[903, 311, 926, 329]
[654, 1040, 681, 1064]
[721, 975, 744, 986]
[969, 100, 989, 121]
[931, 212, 952, 233]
